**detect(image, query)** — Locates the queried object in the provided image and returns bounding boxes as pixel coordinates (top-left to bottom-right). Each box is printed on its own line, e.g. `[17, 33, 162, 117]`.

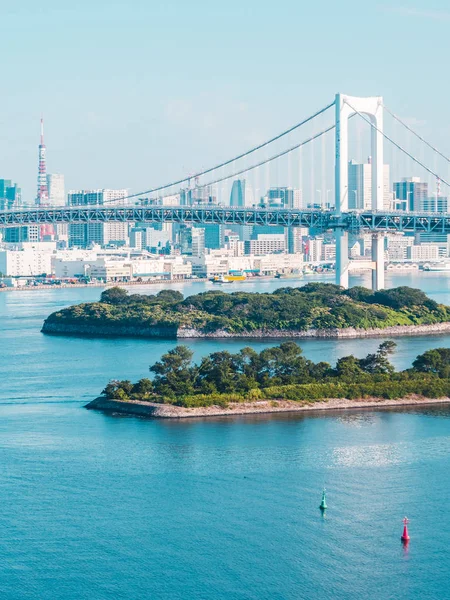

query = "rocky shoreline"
[43, 320, 450, 339]
[85, 395, 450, 419]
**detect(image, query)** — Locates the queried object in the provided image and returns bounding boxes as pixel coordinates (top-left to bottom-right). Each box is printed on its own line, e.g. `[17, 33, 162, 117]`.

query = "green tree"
[100, 287, 129, 305]
[132, 378, 154, 396]
[359, 342, 396, 374]
[334, 355, 365, 379]
[413, 348, 450, 378]
[150, 346, 195, 397]
[156, 290, 184, 303]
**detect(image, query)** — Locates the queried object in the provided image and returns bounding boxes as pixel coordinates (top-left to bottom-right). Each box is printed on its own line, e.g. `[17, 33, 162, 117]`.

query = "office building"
[230, 180, 254, 207]
[348, 159, 391, 209]
[0, 179, 21, 210]
[192, 228, 205, 256]
[394, 177, 428, 212]
[266, 187, 294, 208]
[421, 196, 448, 213]
[68, 189, 129, 247]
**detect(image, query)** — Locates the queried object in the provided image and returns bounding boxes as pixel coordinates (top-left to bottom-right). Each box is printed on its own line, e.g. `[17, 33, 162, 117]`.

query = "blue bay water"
[1, 272, 450, 599]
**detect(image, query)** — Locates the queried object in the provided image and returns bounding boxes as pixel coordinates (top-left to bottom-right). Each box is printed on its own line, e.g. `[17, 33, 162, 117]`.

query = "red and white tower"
[36, 117, 49, 206]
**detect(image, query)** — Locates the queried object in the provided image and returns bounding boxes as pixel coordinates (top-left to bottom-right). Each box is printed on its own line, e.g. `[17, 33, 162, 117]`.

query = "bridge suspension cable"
[101, 101, 335, 204]
[383, 103, 450, 165]
[171, 123, 336, 192]
[345, 100, 450, 189]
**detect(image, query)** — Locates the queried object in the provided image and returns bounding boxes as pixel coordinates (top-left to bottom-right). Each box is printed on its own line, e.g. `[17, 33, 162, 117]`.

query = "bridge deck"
[1, 206, 450, 233]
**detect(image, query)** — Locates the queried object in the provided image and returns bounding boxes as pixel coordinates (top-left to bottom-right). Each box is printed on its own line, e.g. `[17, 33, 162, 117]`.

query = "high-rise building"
[201, 224, 224, 249]
[393, 177, 428, 212]
[47, 174, 65, 206]
[68, 189, 128, 247]
[0, 179, 25, 243]
[230, 180, 253, 207]
[293, 189, 303, 209]
[266, 187, 294, 208]
[192, 228, 205, 256]
[0, 179, 21, 211]
[348, 158, 391, 209]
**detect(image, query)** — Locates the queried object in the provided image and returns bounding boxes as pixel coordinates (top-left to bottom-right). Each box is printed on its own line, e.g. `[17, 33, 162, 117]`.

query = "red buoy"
[401, 517, 410, 543]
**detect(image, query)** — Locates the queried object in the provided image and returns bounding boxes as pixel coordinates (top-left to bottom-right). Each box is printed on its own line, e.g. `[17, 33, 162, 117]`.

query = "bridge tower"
[335, 94, 385, 290]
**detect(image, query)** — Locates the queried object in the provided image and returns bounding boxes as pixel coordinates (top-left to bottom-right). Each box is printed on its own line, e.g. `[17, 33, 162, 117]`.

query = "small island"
[85, 343, 450, 418]
[43, 284, 450, 339]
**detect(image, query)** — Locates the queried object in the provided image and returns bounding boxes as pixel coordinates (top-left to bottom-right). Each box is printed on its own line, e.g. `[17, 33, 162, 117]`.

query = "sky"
[1, 0, 450, 201]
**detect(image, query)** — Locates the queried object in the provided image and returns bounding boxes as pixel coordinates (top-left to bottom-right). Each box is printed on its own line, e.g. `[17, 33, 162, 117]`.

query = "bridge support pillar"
[336, 229, 349, 288]
[371, 233, 385, 291]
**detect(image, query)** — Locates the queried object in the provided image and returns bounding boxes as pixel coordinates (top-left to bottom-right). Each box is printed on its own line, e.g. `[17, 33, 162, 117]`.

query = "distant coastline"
[86, 395, 450, 419]
[0, 278, 208, 293]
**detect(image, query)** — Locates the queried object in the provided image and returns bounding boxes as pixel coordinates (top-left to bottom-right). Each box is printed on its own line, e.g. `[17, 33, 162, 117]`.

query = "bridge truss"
[1, 205, 450, 235]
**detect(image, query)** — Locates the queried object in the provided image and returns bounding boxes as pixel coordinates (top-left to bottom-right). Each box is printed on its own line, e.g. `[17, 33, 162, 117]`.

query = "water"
[1, 272, 450, 599]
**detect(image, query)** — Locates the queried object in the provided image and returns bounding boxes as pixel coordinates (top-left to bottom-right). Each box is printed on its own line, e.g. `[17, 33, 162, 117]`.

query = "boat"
[274, 271, 303, 279]
[423, 263, 450, 272]
[211, 273, 247, 283]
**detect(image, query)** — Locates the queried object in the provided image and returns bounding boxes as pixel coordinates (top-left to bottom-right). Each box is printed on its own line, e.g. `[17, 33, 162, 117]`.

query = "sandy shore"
[85, 395, 450, 420]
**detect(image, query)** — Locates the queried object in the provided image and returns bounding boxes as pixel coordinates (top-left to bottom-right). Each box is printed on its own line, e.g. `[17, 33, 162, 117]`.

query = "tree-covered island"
[43, 284, 450, 339]
[94, 343, 450, 410]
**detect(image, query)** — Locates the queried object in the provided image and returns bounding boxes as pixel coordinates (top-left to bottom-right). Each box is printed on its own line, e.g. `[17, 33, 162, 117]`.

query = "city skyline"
[1, 1, 450, 201]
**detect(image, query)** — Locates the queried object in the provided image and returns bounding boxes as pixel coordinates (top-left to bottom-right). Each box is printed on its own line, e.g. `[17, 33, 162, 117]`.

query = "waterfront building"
[407, 244, 440, 261]
[394, 177, 428, 212]
[186, 252, 302, 278]
[0, 242, 56, 276]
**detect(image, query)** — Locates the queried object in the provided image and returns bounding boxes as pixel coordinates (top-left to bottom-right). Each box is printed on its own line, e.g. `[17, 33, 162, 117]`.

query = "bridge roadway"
[1, 205, 450, 234]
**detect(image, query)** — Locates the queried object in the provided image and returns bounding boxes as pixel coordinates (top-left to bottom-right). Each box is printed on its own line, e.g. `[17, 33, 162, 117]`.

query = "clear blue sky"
[1, 0, 450, 200]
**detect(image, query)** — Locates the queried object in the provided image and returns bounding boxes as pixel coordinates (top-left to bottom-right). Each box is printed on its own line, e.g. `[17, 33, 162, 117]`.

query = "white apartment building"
[244, 234, 286, 255]
[0, 249, 53, 276]
[386, 235, 415, 261]
[254, 254, 303, 275]
[406, 244, 440, 261]
[306, 238, 323, 262]
[293, 189, 303, 209]
[47, 174, 65, 206]
[192, 228, 205, 257]
[348, 159, 391, 210]
[323, 243, 336, 261]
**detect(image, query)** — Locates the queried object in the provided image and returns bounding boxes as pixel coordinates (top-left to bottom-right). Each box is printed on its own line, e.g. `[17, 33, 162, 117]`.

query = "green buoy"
[319, 488, 327, 511]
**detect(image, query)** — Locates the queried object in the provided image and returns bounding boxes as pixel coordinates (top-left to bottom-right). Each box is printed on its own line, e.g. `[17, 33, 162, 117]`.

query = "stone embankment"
[86, 395, 450, 420]
[42, 321, 178, 338]
[43, 321, 450, 339]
